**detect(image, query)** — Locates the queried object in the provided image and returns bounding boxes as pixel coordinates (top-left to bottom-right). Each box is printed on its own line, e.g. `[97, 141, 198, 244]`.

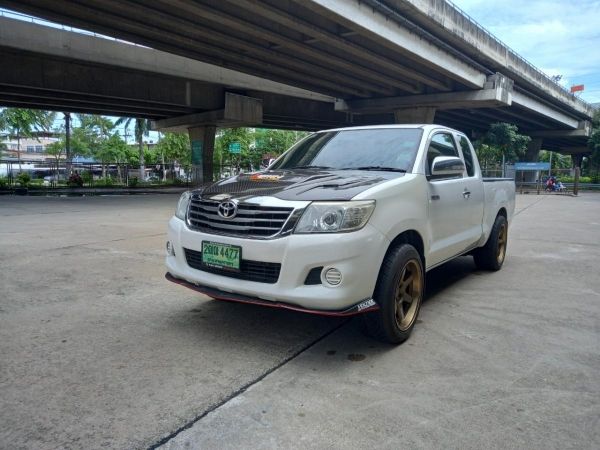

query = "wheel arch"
[385, 229, 425, 268]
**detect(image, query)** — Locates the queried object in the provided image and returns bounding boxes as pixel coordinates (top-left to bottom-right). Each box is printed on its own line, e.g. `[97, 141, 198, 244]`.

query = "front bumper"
[165, 216, 389, 311]
[165, 273, 379, 316]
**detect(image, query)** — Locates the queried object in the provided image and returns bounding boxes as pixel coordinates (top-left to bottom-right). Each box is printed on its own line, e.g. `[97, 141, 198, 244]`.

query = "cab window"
[459, 136, 475, 177]
[426, 132, 459, 175]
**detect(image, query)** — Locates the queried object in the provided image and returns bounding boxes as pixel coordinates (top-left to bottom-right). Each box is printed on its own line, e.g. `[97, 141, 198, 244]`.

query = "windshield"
[270, 128, 423, 172]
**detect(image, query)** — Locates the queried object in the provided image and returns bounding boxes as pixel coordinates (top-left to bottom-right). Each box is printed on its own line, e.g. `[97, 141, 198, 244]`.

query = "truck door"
[456, 134, 485, 246]
[425, 132, 475, 266]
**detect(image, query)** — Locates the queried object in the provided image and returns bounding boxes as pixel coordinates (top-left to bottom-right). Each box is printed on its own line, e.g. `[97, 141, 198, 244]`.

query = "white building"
[1, 136, 60, 161]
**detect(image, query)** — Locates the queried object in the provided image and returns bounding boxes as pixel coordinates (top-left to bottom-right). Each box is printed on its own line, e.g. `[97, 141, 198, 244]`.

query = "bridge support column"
[393, 107, 436, 124]
[571, 155, 584, 196]
[525, 138, 543, 161]
[522, 138, 543, 182]
[188, 126, 216, 185]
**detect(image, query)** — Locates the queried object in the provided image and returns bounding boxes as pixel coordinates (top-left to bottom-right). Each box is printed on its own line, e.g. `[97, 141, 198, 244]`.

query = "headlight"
[175, 191, 191, 220]
[294, 201, 375, 233]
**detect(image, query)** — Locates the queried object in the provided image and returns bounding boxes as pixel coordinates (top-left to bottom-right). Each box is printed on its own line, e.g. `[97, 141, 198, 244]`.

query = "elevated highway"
[0, 0, 595, 179]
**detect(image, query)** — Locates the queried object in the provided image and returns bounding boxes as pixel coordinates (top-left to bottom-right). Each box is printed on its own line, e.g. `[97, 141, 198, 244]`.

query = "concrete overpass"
[0, 0, 595, 180]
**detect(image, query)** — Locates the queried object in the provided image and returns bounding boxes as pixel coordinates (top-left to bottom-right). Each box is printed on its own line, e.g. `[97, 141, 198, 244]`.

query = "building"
[1, 135, 60, 161]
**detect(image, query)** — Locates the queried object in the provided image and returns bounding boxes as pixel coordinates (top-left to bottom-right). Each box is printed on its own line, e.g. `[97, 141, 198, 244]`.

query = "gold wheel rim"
[394, 259, 423, 331]
[497, 223, 507, 264]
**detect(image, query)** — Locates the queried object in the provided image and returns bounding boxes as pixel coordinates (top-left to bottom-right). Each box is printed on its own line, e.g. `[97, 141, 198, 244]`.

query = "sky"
[451, 0, 600, 104]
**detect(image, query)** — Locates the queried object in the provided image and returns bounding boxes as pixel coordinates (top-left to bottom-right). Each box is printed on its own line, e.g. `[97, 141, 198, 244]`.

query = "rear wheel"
[473, 214, 508, 271]
[362, 244, 424, 344]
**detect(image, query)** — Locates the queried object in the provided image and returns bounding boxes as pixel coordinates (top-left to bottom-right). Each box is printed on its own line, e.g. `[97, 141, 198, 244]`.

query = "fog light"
[324, 268, 342, 286]
[166, 241, 175, 256]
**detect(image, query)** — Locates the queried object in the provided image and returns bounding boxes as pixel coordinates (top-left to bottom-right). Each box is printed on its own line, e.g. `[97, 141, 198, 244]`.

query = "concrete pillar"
[188, 126, 216, 185]
[567, 155, 584, 195]
[523, 138, 543, 183]
[524, 138, 542, 162]
[393, 107, 436, 124]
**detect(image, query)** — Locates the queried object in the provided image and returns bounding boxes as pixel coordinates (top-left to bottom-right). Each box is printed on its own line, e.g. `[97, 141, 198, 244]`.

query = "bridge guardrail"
[443, 0, 592, 109]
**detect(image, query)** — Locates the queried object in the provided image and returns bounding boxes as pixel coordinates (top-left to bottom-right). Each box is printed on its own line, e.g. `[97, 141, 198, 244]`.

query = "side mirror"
[431, 156, 465, 178]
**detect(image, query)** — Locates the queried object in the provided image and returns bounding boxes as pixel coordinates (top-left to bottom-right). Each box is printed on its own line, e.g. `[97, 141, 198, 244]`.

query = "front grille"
[187, 196, 294, 238]
[184, 248, 281, 284]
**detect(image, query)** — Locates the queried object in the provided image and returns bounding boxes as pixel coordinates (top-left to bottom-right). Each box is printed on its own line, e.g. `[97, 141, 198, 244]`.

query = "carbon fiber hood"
[199, 169, 402, 201]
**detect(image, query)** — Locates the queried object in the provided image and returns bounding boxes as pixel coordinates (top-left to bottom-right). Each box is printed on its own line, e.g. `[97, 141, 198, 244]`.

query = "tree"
[254, 128, 308, 158]
[215, 128, 253, 172]
[76, 114, 118, 178]
[0, 108, 55, 171]
[45, 140, 66, 183]
[63, 112, 72, 174]
[46, 130, 91, 162]
[481, 123, 531, 163]
[154, 132, 191, 181]
[474, 143, 503, 170]
[587, 110, 600, 177]
[214, 128, 308, 174]
[539, 150, 571, 171]
[116, 117, 151, 180]
[66, 128, 92, 160]
[155, 132, 190, 164]
[95, 133, 129, 181]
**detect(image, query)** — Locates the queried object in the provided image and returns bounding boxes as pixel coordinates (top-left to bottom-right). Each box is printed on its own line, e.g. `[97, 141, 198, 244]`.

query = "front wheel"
[473, 214, 508, 271]
[361, 244, 424, 344]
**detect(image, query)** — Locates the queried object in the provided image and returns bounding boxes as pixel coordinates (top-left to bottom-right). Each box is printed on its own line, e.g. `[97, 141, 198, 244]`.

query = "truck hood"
[199, 169, 403, 201]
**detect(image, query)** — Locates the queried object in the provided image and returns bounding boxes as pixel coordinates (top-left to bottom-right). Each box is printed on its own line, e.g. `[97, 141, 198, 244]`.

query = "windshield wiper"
[341, 166, 407, 173]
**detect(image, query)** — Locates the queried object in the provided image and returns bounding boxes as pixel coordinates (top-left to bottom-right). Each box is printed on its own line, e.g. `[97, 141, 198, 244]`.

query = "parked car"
[165, 125, 515, 344]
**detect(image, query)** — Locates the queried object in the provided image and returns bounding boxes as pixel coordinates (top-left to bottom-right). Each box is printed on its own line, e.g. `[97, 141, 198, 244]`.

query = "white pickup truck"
[166, 125, 515, 344]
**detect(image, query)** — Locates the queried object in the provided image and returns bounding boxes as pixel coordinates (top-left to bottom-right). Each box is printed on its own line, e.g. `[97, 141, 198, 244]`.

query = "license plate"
[201, 241, 241, 272]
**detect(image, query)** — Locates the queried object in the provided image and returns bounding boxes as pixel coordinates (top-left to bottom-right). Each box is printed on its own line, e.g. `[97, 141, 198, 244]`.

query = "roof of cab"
[316, 124, 457, 133]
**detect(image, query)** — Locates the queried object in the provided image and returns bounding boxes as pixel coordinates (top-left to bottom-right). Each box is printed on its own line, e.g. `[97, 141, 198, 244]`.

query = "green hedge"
[558, 176, 595, 183]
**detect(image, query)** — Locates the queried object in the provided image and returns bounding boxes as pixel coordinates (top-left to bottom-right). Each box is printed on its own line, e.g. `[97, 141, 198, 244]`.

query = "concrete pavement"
[1, 194, 599, 449]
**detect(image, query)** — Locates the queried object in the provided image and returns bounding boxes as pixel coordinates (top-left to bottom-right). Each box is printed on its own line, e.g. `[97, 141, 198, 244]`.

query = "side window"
[426, 132, 458, 174]
[459, 136, 475, 177]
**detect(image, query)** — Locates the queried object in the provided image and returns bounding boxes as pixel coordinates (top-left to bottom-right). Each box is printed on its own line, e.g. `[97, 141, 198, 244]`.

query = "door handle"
[462, 189, 471, 199]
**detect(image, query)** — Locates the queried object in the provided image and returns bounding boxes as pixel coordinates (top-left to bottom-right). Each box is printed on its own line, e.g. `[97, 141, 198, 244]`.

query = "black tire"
[473, 214, 508, 271]
[361, 244, 424, 345]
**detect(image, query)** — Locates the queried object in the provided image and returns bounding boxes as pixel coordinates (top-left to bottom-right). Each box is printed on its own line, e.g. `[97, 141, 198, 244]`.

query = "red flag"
[570, 84, 584, 93]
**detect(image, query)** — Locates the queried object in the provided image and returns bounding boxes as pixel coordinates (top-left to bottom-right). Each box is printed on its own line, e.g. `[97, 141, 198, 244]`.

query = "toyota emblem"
[217, 200, 238, 219]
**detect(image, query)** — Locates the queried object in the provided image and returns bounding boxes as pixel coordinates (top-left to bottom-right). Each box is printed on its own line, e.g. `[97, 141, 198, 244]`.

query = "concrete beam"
[162, 0, 416, 96]
[512, 91, 580, 129]
[233, 0, 445, 92]
[336, 73, 513, 113]
[154, 93, 263, 132]
[0, 47, 223, 114]
[394, 107, 436, 124]
[303, 0, 487, 88]
[529, 122, 592, 138]
[0, 16, 333, 104]
[561, 147, 592, 155]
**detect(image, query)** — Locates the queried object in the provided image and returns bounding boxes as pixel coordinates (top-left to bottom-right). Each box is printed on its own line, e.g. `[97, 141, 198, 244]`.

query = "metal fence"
[2, 159, 598, 192]
[0, 160, 257, 189]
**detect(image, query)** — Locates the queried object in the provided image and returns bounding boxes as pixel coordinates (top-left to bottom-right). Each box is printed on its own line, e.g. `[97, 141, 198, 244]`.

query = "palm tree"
[0, 108, 55, 171]
[116, 117, 151, 181]
[64, 112, 72, 174]
[76, 114, 116, 179]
